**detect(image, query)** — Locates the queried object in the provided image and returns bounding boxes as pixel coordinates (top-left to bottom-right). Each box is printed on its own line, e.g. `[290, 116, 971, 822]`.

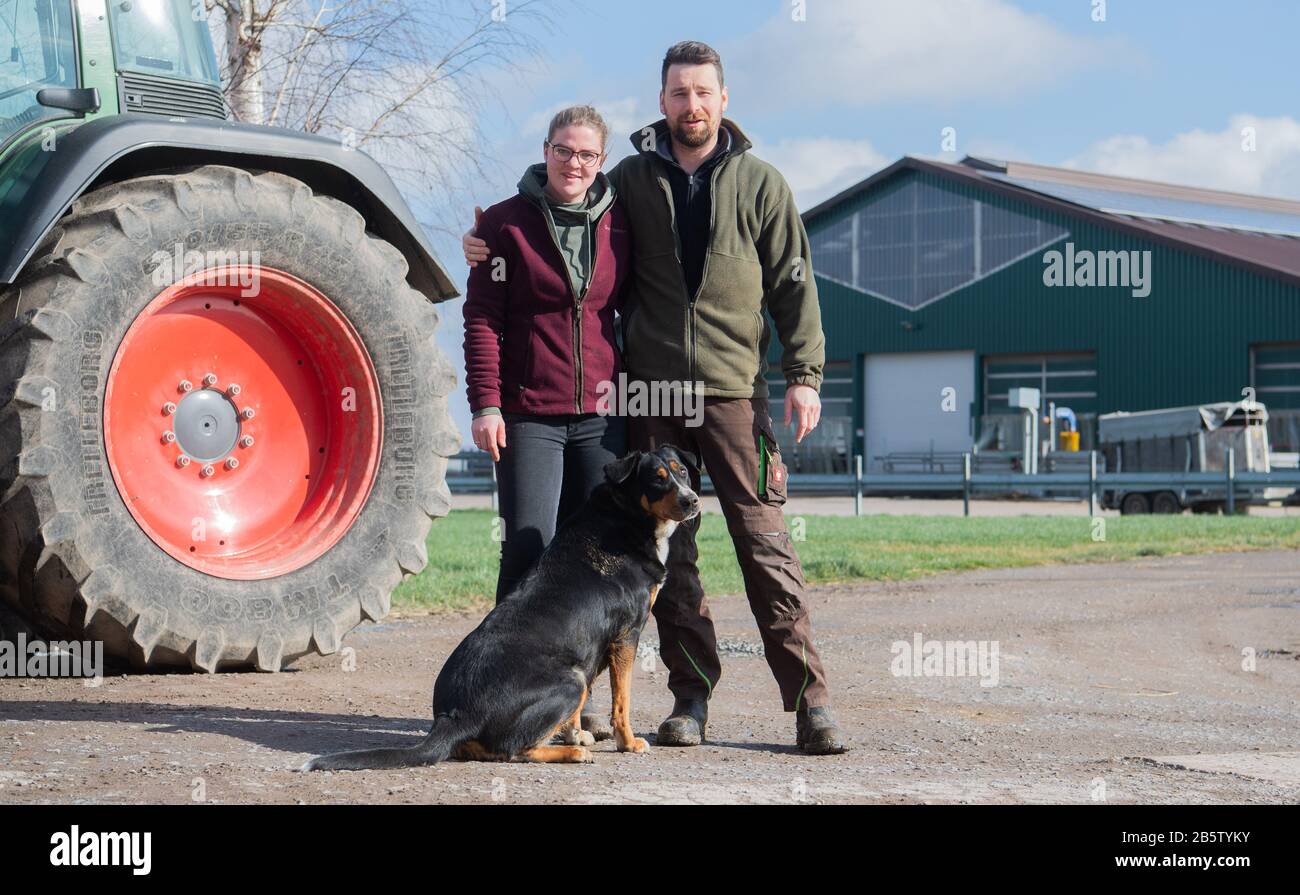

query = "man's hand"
[463, 206, 490, 267]
[471, 414, 507, 462]
[784, 384, 821, 444]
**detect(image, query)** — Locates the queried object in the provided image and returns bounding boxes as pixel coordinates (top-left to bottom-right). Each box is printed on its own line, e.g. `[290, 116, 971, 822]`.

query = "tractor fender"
[1, 113, 459, 302]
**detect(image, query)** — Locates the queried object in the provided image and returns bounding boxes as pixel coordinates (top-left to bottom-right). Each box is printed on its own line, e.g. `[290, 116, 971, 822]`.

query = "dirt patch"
[3, 551, 1298, 804]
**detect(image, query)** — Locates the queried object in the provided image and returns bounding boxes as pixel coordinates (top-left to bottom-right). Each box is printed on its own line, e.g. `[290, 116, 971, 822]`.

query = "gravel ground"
[2, 550, 1298, 805]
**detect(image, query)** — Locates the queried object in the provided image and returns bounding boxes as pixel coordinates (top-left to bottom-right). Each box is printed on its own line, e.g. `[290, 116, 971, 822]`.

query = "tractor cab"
[0, 0, 225, 153]
[0, 0, 79, 147]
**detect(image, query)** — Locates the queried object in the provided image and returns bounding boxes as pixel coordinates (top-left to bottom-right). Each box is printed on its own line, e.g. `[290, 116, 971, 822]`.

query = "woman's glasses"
[546, 140, 604, 168]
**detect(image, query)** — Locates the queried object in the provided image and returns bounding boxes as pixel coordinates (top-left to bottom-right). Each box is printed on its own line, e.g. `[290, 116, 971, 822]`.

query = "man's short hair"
[661, 41, 724, 89]
[547, 104, 610, 150]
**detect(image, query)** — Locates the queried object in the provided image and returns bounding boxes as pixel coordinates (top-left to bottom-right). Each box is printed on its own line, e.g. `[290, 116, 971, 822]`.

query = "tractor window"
[0, 0, 77, 148]
[107, 0, 219, 84]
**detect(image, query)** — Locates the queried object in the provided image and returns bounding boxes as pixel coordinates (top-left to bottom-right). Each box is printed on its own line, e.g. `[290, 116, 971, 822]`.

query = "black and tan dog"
[302, 445, 701, 770]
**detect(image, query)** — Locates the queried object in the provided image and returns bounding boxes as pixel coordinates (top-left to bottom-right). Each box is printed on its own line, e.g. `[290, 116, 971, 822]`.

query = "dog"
[302, 444, 701, 770]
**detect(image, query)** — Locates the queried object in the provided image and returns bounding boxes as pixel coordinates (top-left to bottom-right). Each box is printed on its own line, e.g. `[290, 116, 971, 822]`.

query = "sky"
[430, 0, 1300, 444]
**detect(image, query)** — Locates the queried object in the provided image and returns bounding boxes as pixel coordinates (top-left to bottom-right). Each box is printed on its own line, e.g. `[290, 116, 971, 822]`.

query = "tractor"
[0, 0, 462, 671]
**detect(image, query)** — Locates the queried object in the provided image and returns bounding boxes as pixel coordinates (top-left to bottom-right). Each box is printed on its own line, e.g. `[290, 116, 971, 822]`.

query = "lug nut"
[227, 383, 242, 397]
[241, 407, 255, 420]
[178, 380, 193, 393]
[200, 464, 215, 478]
[176, 455, 191, 468]
[163, 402, 177, 415]
[239, 435, 255, 448]
[225, 458, 239, 470]
[203, 373, 218, 387]
[161, 431, 176, 444]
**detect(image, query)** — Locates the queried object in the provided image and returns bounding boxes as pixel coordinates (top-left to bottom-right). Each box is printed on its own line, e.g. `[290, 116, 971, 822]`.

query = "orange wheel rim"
[103, 266, 383, 580]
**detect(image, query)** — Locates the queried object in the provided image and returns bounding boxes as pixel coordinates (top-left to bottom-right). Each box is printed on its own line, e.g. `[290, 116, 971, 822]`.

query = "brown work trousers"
[631, 397, 830, 711]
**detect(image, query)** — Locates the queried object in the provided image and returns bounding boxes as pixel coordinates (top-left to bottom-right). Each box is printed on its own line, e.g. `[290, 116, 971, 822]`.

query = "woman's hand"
[472, 414, 507, 461]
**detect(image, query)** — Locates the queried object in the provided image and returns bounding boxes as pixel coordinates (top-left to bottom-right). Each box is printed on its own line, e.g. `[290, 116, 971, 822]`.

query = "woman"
[462, 106, 629, 737]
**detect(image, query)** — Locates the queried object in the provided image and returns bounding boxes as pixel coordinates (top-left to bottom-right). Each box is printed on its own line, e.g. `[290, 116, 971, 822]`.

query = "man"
[465, 41, 850, 754]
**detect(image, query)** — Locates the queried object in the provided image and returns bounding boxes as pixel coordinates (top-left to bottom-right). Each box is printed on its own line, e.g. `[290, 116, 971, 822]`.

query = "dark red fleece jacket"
[462, 176, 630, 416]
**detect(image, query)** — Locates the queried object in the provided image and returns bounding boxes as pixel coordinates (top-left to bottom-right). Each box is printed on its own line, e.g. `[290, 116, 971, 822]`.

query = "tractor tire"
[0, 165, 459, 671]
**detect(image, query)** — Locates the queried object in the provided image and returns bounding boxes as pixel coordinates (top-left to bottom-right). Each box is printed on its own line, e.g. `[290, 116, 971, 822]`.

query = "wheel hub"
[173, 387, 242, 463]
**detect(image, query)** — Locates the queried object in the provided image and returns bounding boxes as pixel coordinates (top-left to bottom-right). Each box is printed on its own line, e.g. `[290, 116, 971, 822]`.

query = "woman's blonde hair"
[547, 105, 609, 150]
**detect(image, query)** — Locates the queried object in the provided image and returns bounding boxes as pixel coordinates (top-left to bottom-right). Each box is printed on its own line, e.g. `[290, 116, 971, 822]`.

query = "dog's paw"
[559, 727, 596, 747]
[574, 746, 595, 763]
[617, 736, 651, 754]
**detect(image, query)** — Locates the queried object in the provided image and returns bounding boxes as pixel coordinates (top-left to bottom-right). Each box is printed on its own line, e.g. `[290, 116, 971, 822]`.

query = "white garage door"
[864, 351, 975, 472]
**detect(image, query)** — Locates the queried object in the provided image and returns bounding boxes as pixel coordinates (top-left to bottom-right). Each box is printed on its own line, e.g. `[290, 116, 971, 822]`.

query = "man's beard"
[671, 116, 717, 149]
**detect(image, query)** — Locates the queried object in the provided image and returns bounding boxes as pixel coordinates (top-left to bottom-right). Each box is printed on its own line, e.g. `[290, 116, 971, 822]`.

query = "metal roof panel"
[983, 173, 1300, 236]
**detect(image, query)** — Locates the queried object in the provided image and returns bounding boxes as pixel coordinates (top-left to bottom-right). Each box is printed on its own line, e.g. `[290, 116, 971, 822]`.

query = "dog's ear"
[603, 452, 641, 485]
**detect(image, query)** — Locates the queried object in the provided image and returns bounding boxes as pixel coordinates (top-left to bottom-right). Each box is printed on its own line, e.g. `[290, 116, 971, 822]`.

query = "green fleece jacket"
[606, 117, 825, 397]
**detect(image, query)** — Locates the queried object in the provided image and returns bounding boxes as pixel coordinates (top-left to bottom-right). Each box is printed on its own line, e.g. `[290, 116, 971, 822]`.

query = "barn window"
[810, 178, 1068, 310]
[1251, 343, 1300, 452]
[981, 353, 1100, 450]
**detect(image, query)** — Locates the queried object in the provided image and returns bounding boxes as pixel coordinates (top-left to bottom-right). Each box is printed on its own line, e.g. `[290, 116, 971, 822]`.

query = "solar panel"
[983, 173, 1300, 237]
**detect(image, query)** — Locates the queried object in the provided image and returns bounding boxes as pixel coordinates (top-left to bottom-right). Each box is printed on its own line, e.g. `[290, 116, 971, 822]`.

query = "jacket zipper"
[659, 179, 691, 383]
[676, 189, 695, 386]
[660, 160, 726, 388]
[693, 163, 724, 387]
[578, 215, 604, 413]
[539, 202, 605, 415]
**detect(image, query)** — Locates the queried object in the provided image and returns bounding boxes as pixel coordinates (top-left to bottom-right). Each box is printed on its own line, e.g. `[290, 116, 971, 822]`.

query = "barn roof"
[802, 155, 1300, 288]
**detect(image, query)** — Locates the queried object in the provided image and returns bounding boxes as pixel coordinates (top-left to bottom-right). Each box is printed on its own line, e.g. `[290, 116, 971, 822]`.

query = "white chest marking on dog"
[654, 518, 678, 566]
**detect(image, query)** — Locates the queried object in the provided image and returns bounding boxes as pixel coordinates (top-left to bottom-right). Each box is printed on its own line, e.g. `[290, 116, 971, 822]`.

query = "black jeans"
[494, 412, 627, 603]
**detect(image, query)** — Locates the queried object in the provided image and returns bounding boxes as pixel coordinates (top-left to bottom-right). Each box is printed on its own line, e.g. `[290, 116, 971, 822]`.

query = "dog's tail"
[300, 714, 469, 772]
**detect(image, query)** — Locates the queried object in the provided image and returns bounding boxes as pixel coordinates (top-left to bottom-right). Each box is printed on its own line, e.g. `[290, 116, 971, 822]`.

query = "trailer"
[1098, 400, 1286, 514]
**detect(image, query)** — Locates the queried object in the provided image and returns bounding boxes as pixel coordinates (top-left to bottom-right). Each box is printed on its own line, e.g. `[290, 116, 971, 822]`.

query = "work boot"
[796, 705, 852, 754]
[581, 700, 613, 742]
[655, 697, 708, 746]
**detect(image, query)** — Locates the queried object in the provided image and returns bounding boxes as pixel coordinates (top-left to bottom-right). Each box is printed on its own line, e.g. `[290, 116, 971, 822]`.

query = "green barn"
[770, 156, 1300, 473]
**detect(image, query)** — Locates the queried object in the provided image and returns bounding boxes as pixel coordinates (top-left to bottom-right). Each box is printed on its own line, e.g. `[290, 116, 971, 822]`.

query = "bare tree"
[202, 0, 554, 235]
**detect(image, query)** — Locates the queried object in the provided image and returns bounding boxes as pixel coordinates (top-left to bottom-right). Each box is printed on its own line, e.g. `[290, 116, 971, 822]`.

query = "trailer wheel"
[1119, 493, 1151, 515]
[0, 165, 458, 671]
[1151, 492, 1182, 514]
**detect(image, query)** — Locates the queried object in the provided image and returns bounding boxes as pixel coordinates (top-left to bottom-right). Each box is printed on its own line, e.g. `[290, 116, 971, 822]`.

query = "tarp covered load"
[1099, 401, 1268, 443]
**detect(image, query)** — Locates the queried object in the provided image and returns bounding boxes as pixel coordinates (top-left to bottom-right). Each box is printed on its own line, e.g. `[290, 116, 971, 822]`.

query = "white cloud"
[750, 136, 891, 209]
[727, 0, 1122, 107]
[1065, 114, 1300, 199]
